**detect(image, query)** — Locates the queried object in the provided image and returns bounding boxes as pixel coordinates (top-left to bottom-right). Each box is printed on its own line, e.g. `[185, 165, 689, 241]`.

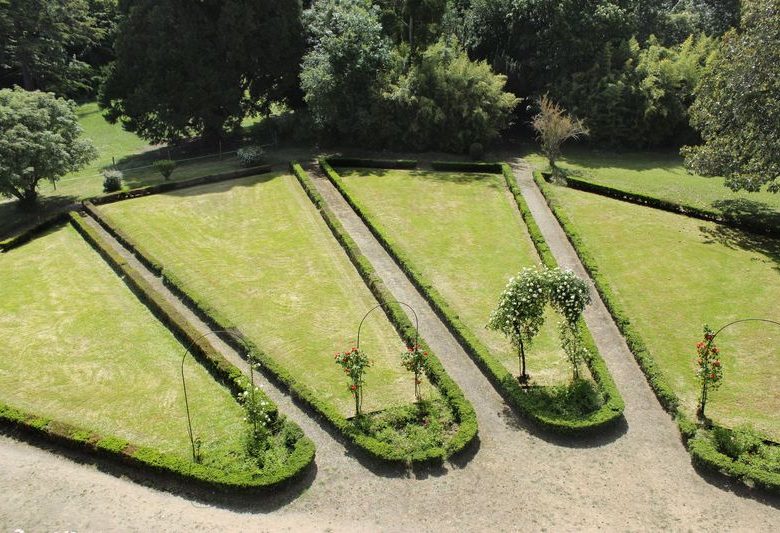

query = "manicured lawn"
[0, 224, 250, 467]
[336, 168, 581, 386]
[544, 184, 780, 439]
[101, 172, 427, 415]
[526, 150, 780, 227]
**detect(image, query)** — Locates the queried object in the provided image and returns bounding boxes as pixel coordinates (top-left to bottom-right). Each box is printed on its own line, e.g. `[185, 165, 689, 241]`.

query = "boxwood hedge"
[321, 158, 624, 434]
[533, 170, 779, 493]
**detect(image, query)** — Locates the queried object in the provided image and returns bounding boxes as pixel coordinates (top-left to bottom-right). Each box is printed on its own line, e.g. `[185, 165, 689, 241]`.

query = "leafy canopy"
[100, 0, 304, 143]
[0, 87, 97, 203]
[683, 0, 780, 193]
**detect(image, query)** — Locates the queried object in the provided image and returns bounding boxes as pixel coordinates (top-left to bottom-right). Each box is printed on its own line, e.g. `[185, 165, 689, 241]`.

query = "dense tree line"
[1, 0, 778, 195]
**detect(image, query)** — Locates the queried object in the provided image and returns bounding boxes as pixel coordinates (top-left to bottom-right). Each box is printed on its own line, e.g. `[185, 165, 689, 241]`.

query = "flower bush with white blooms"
[240, 387, 274, 459]
[488, 266, 591, 383]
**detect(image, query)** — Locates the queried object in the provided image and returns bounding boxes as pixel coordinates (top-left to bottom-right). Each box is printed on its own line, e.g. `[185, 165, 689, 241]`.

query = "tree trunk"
[518, 337, 528, 383]
[21, 60, 35, 91]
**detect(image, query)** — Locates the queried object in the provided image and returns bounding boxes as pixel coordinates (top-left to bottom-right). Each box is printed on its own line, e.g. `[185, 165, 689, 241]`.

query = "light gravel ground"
[1, 160, 778, 531]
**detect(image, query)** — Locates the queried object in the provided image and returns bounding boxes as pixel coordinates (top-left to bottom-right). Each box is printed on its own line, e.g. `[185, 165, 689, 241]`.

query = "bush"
[153, 159, 176, 181]
[102, 169, 124, 193]
[469, 143, 484, 160]
[713, 425, 764, 460]
[237, 146, 267, 167]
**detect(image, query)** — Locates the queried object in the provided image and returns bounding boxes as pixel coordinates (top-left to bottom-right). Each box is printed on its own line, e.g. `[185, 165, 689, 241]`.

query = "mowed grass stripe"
[546, 185, 780, 439]
[101, 173, 425, 415]
[336, 168, 577, 386]
[0, 224, 247, 461]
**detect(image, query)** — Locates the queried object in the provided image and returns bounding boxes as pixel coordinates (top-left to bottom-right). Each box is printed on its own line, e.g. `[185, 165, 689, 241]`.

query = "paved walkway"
[0, 163, 777, 531]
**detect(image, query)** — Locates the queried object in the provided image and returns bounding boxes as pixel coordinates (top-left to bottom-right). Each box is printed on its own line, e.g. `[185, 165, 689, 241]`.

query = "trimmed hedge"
[61, 211, 315, 490]
[532, 170, 779, 492]
[0, 211, 70, 252]
[88, 165, 272, 206]
[86, 175, 475, 465]
[326, 157, 418, 169]
[543, 171, 779, 238]
[430, 161, 503, 173]
[321, 158, 624, 434]
[291, 161, 478, 460]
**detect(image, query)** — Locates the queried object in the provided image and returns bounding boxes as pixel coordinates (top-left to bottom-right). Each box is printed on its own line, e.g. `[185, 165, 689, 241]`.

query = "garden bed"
[321, 159, 623, 433]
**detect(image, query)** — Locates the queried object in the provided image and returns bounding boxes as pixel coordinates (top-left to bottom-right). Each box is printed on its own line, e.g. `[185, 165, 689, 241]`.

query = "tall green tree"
[0, 0, 101, 94]
[0, 87, 97, 204]
[100, 0, 304, 143]
[683, 0, 780, 193]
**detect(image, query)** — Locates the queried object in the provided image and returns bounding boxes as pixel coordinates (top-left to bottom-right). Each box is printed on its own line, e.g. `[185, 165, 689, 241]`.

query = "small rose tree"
[335, 347, 372, 417]
[695, 325, 723, 420]
[487, 267, 548, 382]
[402, 343, 428, 402]
[547, 268, 591, 380]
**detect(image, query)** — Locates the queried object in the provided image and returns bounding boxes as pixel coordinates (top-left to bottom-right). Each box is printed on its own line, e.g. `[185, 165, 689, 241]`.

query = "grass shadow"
[712, 198, 780, 235]
[0, 195, 78, 241]
[698, 223, 780, 272]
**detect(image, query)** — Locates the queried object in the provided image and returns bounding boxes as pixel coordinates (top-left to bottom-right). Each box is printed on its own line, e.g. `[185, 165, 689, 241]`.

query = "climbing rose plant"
[401, 343, 428, 402]
[695, 325, 723, 419]
[335, 347, 372, 417]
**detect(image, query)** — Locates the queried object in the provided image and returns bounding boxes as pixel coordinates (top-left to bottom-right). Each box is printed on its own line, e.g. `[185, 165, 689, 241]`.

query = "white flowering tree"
[488, 266, 592, 383]
[487, 267, 548, 382]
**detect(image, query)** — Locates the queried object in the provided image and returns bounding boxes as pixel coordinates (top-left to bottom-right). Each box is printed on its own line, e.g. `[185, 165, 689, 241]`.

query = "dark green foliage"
[376, 0, 448, 51]
[556, 34, 717, 147]
[683, 0, 780, 193]
[0, 0, 102, 94]
[321, 158, 624, 433]
[469, 142, 484, 161]
[100, 0, 304, 143]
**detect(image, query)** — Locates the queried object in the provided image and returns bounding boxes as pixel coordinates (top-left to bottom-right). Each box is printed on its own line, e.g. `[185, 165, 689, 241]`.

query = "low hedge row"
[321, 158, 624, 433]
[430, 161, 503, 173]
[545, 171, 779, 238]
[290, 161, 478, 461]
[0, 211, 70, 252]
[86, 177, 475, 465]
[532, 170, 779, 493]
[326, 157, 418, 169]
[64, 211, 315, 490]
[88, 165, 272, 206]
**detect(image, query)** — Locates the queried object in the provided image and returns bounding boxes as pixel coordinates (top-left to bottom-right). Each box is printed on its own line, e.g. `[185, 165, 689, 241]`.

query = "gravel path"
[1, 167, 778, 531]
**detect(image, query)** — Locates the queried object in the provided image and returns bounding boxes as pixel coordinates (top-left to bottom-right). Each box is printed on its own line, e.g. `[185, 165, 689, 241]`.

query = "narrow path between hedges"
[0, 169, 777, 531]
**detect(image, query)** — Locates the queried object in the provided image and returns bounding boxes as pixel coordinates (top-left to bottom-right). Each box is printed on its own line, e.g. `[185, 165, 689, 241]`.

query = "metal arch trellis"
[180, 329, 258, 462]
[697, 318, 780, 419]
[356, 301, 420, 351]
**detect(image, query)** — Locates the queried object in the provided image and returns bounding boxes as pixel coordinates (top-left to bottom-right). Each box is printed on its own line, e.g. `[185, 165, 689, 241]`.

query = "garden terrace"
[96, 171, 475, 462]
[322, 160, 623, 432]
[0, 223, 311, 486]
[535, 178, 780, 441]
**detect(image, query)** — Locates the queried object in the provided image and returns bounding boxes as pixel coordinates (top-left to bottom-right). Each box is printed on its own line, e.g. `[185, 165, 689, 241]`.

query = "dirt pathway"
[0, 169, 778, 531]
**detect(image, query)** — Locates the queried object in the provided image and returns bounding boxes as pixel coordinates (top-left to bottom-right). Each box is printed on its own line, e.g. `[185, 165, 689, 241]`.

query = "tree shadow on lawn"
[0, 425, 317, 512]
[497, 404, 629, 449]
[698, 223, 780, 273]
[711, 198, 780, 235]
[0, 195, 78, 241]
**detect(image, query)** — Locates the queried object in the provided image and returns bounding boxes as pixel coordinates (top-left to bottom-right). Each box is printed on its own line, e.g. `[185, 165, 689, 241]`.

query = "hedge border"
[325, 157, 418, 169]
[87, 165, 272, 206]
[88, 170, 475, 465]
[533, 170, 779, 493]
[57, 211, 315, 491]
[543, 171, 779, 238]
[291, 161, 478, 461]
[430, 161, 503, 173]
[322, 158, 624, 434]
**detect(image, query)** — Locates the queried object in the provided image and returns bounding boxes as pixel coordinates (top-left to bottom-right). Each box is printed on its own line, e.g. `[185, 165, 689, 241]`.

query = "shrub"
[102, 169, 124, 193]
[153, 159, 176, 181]
[469, 142, 484, 160]
[237, 146, 267, 167]
[713, 425, 764, 460]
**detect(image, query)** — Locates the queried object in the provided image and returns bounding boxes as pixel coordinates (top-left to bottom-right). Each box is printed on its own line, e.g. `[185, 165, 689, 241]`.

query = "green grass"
[100, 172, 429, 416]
[526, 149, 780, 225]
[543, 183, 780, 440]
[0, 224, 251, 467]
[335, 168, 585, 386]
